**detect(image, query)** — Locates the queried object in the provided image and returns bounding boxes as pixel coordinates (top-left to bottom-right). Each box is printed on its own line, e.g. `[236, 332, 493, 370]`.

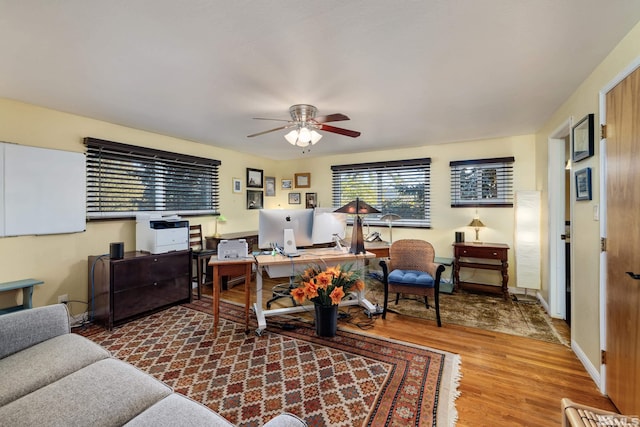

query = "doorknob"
[625, 272, 640, 280]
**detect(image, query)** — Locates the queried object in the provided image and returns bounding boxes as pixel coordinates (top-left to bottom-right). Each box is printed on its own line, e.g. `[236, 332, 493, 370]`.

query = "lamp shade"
[468, 218, 485, 228]
[334, 198, 381, 215]
[380, 213, 401, 222]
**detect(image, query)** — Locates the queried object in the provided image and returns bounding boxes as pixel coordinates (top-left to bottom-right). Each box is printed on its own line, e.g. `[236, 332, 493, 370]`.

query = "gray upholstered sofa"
[0, 304, 306, 427]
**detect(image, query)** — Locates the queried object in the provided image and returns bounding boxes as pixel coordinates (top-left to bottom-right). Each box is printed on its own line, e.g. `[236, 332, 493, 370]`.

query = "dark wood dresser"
[453, 242, 510, 300]
[88, 250, 191, 329]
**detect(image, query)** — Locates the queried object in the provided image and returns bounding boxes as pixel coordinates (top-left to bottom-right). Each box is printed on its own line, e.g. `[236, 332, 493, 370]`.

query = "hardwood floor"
[202, 278, 617, 426]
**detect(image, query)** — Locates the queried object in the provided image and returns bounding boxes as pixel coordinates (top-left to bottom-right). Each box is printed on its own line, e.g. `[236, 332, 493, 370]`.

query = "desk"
[253, 248, 376, 335]
[453, 242, 510, 300]
[208, 257, 253, 332]
[0, 279, 43, 314]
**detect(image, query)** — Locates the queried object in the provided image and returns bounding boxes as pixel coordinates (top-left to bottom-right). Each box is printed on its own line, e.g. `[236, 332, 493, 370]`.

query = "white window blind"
[331, 158, 431, 228]
[85, 137, 220, 219]
[450, 157, 514, 207]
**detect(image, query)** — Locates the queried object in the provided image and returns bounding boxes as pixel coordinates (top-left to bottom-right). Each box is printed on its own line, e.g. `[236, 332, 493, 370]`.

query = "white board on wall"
[1, 143, 86, 236]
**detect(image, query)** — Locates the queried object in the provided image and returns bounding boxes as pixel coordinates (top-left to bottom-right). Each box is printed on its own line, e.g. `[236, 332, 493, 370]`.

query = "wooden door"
[605, 65, 640, 414]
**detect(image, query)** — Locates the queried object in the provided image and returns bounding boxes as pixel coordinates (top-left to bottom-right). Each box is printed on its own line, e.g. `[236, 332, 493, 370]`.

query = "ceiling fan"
[247, 104, 361, 148]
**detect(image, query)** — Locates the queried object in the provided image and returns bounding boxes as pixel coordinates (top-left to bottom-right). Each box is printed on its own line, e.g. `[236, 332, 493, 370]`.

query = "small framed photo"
[265, 176, 276, 197]
[247, 190, 263, 209]
[294, 173, 311, 188]
[246, 168, 263, 188]
[575, 167, 592, 201]
[232, 178, 242, 194]
[305, 192, 317, 209]
[288, 192, 301, 204]
[282, 179, 292, 189]
[572, 114, 594, 163]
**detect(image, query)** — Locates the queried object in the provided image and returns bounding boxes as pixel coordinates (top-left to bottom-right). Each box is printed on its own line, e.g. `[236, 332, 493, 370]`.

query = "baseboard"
[571, 339, 602, 389]
[536, 291, 551, 314]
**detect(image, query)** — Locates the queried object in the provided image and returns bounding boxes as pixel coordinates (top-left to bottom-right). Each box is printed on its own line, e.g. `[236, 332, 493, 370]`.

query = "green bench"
[0, 279, 44, 314]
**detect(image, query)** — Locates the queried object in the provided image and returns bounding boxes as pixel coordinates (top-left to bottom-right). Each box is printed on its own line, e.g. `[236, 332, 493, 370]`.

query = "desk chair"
[189, 225, 217, 300]
[379, 239, 445, 326]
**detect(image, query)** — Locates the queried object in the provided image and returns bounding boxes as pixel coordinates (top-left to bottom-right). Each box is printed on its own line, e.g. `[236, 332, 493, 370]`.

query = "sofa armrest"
[262, 413, 307, 427]
[0, 304, 70, 359]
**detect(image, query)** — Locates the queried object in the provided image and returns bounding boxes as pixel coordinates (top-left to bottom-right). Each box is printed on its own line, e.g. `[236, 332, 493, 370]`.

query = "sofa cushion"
[388, 269, 435, 287]
[0, 358, 172, 427]
[124, 394, 235, 427]
[0, 333, 110, 406]
[0, 304, 70, 359]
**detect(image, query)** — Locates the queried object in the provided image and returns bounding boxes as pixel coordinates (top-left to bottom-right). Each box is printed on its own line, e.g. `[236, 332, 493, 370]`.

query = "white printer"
[135, 214, 189, 254]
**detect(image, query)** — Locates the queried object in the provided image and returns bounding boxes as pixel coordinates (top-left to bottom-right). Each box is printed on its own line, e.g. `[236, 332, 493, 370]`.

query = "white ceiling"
[1, 1, 640, 160]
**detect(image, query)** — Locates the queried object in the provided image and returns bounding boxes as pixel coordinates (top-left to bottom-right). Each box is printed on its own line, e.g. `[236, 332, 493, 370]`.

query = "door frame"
[547, 119, 571, 319]
[598, 55, 640, 394]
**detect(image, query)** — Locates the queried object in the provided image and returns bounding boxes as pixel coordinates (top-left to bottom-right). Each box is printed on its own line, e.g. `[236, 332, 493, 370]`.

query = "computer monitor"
[312, 208, 347, 244]
[258, 208, 314, 250]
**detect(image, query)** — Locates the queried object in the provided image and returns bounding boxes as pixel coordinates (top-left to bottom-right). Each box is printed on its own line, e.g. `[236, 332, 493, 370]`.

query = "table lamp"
[468, 216, 485, 243]
[334, 198, 381, 254]
[213, 214, 227, 238]
[380, 213, 401, 243]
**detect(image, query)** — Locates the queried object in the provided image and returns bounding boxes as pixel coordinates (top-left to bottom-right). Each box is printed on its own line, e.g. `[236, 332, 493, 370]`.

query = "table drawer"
[456, 246, 506, 260]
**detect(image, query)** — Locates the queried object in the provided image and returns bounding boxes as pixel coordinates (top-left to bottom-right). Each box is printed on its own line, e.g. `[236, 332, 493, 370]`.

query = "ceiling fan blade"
[247, 125, 288, 138]
[252, 117, 291, 122]
[318, 124, 361, 138]
[313, 113, 350, 124]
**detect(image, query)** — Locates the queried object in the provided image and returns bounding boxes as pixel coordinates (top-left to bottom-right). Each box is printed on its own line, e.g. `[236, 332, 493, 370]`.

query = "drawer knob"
[492, 252, 497, 256]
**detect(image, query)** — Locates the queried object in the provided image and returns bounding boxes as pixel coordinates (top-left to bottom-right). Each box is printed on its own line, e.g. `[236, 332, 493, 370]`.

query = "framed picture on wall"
[288, 192, 301, 204]
[247, 190, 263, 209]
[572, 114, 594, 162]
[575, 167, 592, 201]
[265, 176, 276, 197]
[305, 192, 317, 208]
[282, 179, 292, 189]
[246, 168, 263, 188]
[294, 173, 311, 188]
[232, 178, 242, 194]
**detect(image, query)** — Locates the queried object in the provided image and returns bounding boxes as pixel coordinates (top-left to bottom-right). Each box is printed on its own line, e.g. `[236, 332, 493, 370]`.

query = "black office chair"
[189, 225, 217, 299]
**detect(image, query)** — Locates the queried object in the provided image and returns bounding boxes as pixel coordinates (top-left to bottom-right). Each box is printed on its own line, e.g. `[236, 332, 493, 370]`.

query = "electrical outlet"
[57, 294, 69, 304]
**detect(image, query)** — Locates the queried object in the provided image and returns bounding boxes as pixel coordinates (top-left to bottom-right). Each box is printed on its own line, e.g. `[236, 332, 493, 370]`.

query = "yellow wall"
[0, 97, 537, 313]
[535, 20, 640, 369]
[0, 99, 279, 310]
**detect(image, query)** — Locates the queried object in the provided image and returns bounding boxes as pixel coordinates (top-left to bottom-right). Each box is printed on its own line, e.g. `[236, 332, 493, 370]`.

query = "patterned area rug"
[78, 299, 460, 427]
[365, 278, 567, 345]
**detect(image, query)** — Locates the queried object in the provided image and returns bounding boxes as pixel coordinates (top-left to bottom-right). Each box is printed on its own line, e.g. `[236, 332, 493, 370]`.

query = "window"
[450, 157, 514, 207]
[331, 158, 431, 228]
[85, 137, 220, 219]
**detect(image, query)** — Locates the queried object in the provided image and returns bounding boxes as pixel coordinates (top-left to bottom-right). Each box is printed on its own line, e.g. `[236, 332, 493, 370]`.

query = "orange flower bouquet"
[291, 263, 365, 307]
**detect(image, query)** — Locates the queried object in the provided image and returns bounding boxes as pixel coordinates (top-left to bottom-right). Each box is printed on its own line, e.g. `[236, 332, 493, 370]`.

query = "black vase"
[314, 304, 338, 337]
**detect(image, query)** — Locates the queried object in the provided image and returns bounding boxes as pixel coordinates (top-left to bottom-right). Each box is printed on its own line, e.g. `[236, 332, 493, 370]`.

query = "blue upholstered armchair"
[379, 239, 445, 326]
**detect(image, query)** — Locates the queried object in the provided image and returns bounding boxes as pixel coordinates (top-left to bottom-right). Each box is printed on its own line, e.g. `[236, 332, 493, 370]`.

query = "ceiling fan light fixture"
[310, 130, 322, 144]
[298, 126, 312, 143]
[284, 130, 299, 145]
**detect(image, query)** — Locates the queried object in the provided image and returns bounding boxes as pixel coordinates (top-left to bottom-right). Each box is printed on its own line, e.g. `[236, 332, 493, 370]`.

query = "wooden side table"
[453, 242, 510, 300]
[208, 257, 253, 333]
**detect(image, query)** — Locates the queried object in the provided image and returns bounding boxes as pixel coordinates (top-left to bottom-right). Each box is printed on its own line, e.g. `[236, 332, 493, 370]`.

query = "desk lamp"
[380, 213, 401, 243]
[213, 214, 227, 238]
[468, 216, 485, 243]
[334, 198, 381, 254]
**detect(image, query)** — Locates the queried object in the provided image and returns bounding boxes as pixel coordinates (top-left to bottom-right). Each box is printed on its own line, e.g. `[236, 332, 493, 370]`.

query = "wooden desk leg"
[244, 263, 252, 333]
[212, 266, 221, 331]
